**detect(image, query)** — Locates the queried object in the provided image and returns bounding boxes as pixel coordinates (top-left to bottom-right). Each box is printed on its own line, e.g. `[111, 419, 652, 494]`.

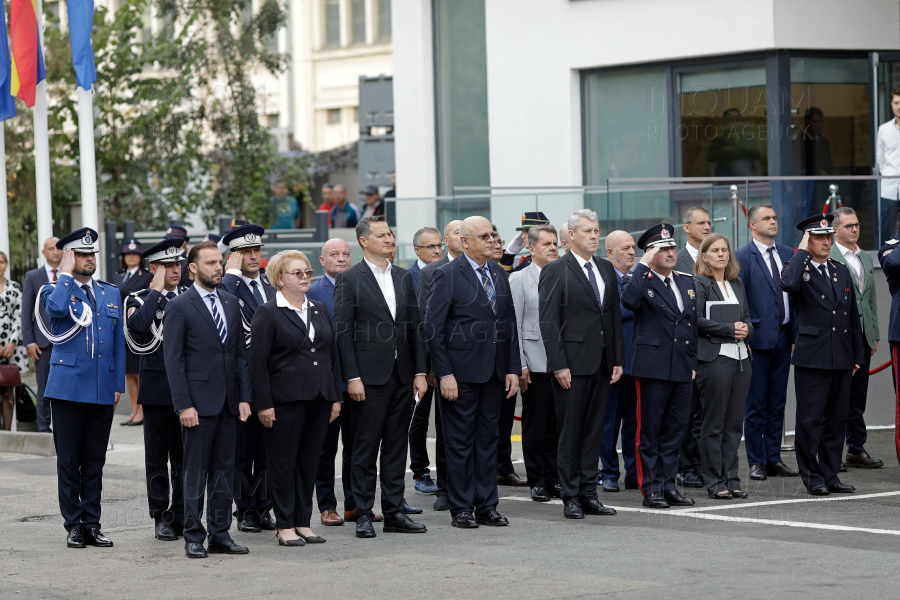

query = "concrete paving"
[0, 404, 899, 600]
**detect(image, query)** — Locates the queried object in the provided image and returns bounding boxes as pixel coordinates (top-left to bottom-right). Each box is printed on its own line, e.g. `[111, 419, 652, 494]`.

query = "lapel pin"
[648, 290, 655, 298]
[803, 272, 810, 281]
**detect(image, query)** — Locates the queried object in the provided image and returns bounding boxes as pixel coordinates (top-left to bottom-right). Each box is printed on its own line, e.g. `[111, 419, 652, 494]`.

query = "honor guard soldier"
[878, 230, 900, 465]
[124, 238, 189, 542]
[113, 239, 152, 427]
[620, 223, 698, 509]
[782, 215, 864, 495]
[220, 224, 278, 532]
[164, 223, 193, 288]
[38, 228, 126, 549]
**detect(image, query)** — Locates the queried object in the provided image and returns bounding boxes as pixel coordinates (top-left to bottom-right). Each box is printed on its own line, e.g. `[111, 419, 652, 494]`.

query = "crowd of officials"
[12, 200, 899, 556]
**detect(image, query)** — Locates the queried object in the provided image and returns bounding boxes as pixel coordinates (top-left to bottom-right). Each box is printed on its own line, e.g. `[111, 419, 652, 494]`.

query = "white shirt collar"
[416, 258, 427, 270]
[650, 268, 673, 281]
[276, 290, 308, 313]
[838, 242, 860, 259]
[323, 272, 336, 286]
[364, 257, 391, 275]
[752, 236, 776, 254]
[193, 282, 217, 298]
[447, 252, 459, 262]
[127, 266, 139, 275]
[45, 263, 59, 277]
[685, 243, 699, 260]
[570, 251, 593, 270]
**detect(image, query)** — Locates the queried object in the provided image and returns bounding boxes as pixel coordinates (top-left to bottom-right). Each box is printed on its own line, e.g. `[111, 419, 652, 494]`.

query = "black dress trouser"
[234, 412, 271, 522]
[265, 399, 331, 529]
[182, 406, 236, 545]
[51, 399, 115, 531]
[793, 366, 852, 489]
[408, 385, 434, 478]
[35, 346, 52, 432]
[845, 341, 872, 455]
[315, 392, 355, 512]
[496, 388, 517, 476]
[350, 364, 412, 517]
[142, 404, 184, 525]
[678, 380, 702, 474]
[521, 371, 559, 488]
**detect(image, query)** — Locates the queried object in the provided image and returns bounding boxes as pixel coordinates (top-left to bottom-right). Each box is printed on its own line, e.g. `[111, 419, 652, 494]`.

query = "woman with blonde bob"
[249, 250, 342, 546]
[693, 234, 753, 500]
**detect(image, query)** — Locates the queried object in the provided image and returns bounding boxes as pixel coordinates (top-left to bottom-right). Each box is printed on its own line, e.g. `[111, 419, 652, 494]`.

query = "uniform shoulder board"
[97, 279, 115, 287]
[129, 289, 150, 298]
[674, 271, 692, 277]
[885, 239, 899, 245]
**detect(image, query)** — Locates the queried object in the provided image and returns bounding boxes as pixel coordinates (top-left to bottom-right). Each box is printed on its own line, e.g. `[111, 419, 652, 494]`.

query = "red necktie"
[52, 269, 58, 282]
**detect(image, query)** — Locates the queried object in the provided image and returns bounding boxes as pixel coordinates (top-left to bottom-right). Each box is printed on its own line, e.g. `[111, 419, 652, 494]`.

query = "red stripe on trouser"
[894, 344, 900, 467]
[635, 377, 645, 497]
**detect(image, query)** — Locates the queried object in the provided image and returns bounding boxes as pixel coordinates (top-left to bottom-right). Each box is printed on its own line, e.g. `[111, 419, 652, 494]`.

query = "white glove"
[506, 236, 525, 255]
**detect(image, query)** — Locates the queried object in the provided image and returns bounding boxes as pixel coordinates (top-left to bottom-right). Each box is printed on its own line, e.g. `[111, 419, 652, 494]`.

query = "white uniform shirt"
[877, 118, 900, 200]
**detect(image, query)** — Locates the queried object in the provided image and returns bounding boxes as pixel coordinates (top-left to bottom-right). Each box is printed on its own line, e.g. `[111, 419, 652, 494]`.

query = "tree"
[156, 0, 287, 227]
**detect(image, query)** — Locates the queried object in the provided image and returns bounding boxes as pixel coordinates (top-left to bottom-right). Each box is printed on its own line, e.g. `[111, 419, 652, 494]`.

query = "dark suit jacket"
[408, 260, 422, 294]
[163, 286, 251, 416]
[781, 250, 865, 370]
[21, 267, 50, 348]
[306, 275, 335, 321]
[178, 258, 192, 288]
[126, 286, 188, 405]
[878, 240, 900, 342]
[417, 254, 451, 321]
[735, 240, 795, 350]
[538, 251, 624, 376]
[675, 246, 696, 276]
[620, 264, 698, 382]
[614, 268, 635, 375]
[425, 255, 521, 383]
[112, 268, 153, 303]
[334, 260, 426, 385]
[249, 298, 342, 410]
[693, 274, 753, 363]
[220, 271, 277, 348]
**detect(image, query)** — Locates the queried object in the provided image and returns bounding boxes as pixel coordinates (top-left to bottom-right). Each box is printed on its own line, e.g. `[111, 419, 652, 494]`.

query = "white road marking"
[678, 490, 900, 513]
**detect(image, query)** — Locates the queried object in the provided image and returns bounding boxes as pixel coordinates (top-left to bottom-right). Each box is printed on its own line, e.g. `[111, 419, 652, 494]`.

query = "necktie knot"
[166, 291, 175, 300]
[477, 266, 497, 315]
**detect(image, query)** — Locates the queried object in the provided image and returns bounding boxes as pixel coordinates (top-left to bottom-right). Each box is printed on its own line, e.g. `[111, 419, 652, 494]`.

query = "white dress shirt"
[416, 258, 427, 270]
[364, 257, 396, 319]
[714, 280, 747, 361]
[651, 268, 684, 312]
[570, 251, 605, 308]
[45, 263, 60, 282]
[685, 243, 699, 263]
[225, 269, 268, 303]
[838, 242, 865, 291]
[752, 237, 790, 325]
[877, 119, 900, 200]
[193, 283, 227, 335]
[123, 266, 139, 283]
[276, 291, 314, 341]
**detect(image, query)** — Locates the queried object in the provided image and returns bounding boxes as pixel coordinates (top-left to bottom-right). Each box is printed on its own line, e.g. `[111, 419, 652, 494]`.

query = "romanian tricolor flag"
[9, 0, 46, 107]
[0, 0, 18, 120]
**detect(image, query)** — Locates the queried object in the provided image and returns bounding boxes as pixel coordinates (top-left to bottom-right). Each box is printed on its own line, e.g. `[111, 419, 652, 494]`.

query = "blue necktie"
[207, 294, 227, 345]
[166, 291, 175, 300]
[477, 266, 497, 315]
[250, 280, 264, 305]
[767, 247, 786, 324]
[81, 284, 96, 310]
[583, 261, 603, 308]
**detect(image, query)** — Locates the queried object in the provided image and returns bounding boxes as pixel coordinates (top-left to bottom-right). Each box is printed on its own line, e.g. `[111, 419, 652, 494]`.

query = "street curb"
[0, 431, 57, 456]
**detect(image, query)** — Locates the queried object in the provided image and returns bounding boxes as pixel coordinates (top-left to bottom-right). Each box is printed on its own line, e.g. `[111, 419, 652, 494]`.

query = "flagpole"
[77, 86, 98, 233]
[34, 0, 53, 253]
[0, 124, 8, 279]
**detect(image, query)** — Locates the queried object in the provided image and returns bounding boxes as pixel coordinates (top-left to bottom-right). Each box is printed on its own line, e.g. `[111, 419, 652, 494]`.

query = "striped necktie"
[206, 294, 227, 345]
[477, 266, 497, 315]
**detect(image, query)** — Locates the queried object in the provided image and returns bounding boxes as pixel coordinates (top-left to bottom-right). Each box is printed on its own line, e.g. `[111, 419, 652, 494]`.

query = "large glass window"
[378, 0, 391, 41]
[351, 0, 366, 44]
[324, 0, 340, 47]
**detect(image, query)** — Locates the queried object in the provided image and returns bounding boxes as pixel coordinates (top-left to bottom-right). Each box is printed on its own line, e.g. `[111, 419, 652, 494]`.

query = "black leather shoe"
[548, 483, 562, 498]
[730, 490, 748, 499]
[664, 490, 695, 506]
[259, 513, 276, 531]
[84, 526, 113, 547]
[383, 512, 427, 533]
[208, 539, 249, 554]
[708, 490, 733, 500]
[155, 521, 178, 541]
[845, 451, 884, 469]
[400, 498, 424, 514]
[497, 472, 528, 486]
[66, 525, 86, 548]
[601, 479, 620, 492]
[828, 482, 856, 493]
[530, 486, 550, 502]
[808, 484, 830, 496]
[475, 509, 509, 526]
[238, 519, 261, 533]
[563, 498, 584, 519]
[581, 497, 616, 515]
[433, 491, 451, 511]
[451, 511, 479, 528]
[840, 462, 848, 472]
[185, 542, 207, 558]
[642, 492, 669, 509]
[766, 462, 800, 477]
[356, 515, 377, 538]
[677, 472, 705, 488]
[749, 464, 768, 480]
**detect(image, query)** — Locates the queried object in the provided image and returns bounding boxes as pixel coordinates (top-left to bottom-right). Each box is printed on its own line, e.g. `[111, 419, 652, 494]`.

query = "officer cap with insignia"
[141, 238, 185, 264]
[796, 213, 835, 235]
[164, 222, 190, 245]
[222, 223, 265, 251]
[203, 233, 222, 243]
[119, 238, 144, 256]
[56, 227, 100, 254]
[637, 223, 677, 250]
[515, 211, 550, 231]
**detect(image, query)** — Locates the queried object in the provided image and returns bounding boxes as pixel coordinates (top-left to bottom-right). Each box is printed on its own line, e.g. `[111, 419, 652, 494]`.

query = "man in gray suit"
[830, 207, 884, 468]
[417, 219, 463, 511]
[21, 237, 61, 432]
[510, 224, 561, 502]
[676, 207, 711, 487]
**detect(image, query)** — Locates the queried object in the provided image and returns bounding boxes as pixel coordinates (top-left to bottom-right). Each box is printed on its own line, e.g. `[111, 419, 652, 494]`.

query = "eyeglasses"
[471, 233, 497, 243]
[287, 270, 314, 280]
[415, 243, 444, 251]
[842, 223, 860, 230]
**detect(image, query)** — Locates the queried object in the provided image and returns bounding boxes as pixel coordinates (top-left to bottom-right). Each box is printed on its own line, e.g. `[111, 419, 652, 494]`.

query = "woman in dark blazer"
[693, 233, 753, 499]
[250, 250, 342, 546]
[113, 239, 152, 426]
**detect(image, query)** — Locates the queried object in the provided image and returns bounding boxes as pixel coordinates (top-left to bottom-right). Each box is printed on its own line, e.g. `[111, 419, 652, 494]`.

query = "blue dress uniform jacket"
[220, 272, 277, 348]
[620, 264, 698, 382]
[878, 240, 900, 342]
[40, 275, 126, 404]
[306, 275, 335, 322]
[125, 287, 187, 405]
[734, 241, 795, 350]
[781, 250, 865, 369]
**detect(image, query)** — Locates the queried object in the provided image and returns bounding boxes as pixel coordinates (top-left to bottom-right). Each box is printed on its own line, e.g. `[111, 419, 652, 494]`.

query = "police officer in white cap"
[38, 227, 126, 548]
[782, 214, 865, 496]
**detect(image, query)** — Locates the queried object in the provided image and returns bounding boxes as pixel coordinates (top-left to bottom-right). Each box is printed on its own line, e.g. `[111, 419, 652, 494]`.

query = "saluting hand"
[225, 251, 243, 272]
[798, 231, 810, 251]
[640, 245, 660, 266]
[149, 266, 166, 293]
[59, 249, 76, 275]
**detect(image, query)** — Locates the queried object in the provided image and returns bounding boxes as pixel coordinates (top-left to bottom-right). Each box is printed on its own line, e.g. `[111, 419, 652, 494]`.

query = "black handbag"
[15, 383, 37, 423]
